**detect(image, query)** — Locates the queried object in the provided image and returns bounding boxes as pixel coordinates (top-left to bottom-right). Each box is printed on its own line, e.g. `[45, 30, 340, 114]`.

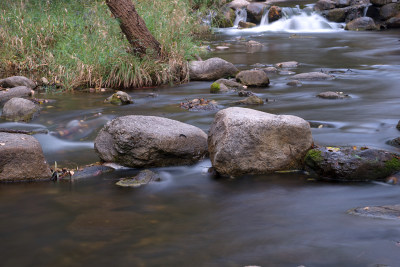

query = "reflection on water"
[1, 27, 400, 266]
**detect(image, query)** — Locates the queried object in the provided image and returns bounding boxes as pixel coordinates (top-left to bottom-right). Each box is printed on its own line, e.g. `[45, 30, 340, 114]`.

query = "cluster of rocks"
[2, 107, 400, 184]
[315, 0, 400, 30]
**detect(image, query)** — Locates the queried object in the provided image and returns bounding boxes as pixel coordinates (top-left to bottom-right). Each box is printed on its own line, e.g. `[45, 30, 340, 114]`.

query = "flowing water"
[1, 12, 400, 267]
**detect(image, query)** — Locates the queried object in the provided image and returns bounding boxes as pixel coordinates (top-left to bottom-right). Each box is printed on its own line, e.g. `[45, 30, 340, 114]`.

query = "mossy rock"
[210, 82, 221, 93]
[305, 146, 400, 181]
[104, 91, 133, 105]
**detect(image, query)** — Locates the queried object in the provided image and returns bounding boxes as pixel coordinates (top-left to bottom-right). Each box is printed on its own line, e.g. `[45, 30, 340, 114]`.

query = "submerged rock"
[94, 115, 208, 168]
[387, 137, 400, 148]
[236, 70, 270, 87]
[1, 97, 40, 122]
[0, 133, 52, 182]
[261, 67, 279, 74]
[0, 76, 35, 89]
[116, 170, 161, 188]
[214, 78, 245, 90]
[317, 91, 350, 99]
[180, 98, 219, 111]
[246, 40, 263, 47]
[235, 95, 264, 105]
[237, 90, 254, 97]
[345, 17, 378, 31]
[238, 21, 257, 28]
[189, 57, 238, 81]
[104, 91, 133, 105]
[0, 86, 33, 103]
[287, 80, 302, 87]
[348, 205, 400, 220]
[290, 72, 334, 80]
[305, 146, 400, 181]
[275, 61, 299, 68]
[208, 107, 313, 176]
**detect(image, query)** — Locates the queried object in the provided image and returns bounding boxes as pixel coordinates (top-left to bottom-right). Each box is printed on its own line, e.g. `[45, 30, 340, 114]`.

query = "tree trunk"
[106, 0, 162, 58]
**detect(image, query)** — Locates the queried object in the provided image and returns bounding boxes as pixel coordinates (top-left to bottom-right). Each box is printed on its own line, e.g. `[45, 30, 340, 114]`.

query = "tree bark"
[106, 0, 162, 58]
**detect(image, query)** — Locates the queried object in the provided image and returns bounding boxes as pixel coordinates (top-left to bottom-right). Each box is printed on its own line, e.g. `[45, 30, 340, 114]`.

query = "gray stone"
[317, 91, 350, 99]
[275, 61, 299, 68]
[189, 58, 238, 81]
[287, 80, 302, 87]
[208, 107, 313, 176]
[116, 170, 161, 188]
[215, 78, 245, 90]
[345, 17, 378, 30]
[104, 91, 133, 105]
[236, 70, 270, 87]
[0, 76, 35, 89]
[0, 86, 32, 103]
[227, 0, 250, 10]
[94, 115, 208, 168]
[235, 95, 264, 105]
[315, 0, 336, 11]
[238, 21, 257, 28]
[0, 133, 52, 182]
[261, 67, 279, 74]
[290, 72, 334, 80]
[386, 14, 400, 28]
[371, 0, 394, 6]
[380, 3, 400, 20]
[305, 146, 400, 181]
[238, 90, 254, 97]
[1, 98, 40, 122]
[348, 205, 400, 220]
[247, 3, 268, 23]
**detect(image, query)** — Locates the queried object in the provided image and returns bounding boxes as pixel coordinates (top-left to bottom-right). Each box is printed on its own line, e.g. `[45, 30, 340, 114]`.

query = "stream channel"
[1, 10, 400, 267]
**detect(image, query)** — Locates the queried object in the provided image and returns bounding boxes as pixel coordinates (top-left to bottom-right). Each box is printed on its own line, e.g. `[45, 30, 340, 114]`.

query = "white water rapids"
[219, 5, 345, 33]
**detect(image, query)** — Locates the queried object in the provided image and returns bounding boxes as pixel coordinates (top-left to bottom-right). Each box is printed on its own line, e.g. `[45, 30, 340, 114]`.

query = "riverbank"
[0, 0, 222, 90]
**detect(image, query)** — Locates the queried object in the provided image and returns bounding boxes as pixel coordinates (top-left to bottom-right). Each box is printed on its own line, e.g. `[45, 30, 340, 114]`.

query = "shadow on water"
[1, 20, 400, 267]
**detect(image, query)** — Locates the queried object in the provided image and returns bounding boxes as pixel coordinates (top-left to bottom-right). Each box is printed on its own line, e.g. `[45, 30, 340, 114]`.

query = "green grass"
[0, 0, 212, 90]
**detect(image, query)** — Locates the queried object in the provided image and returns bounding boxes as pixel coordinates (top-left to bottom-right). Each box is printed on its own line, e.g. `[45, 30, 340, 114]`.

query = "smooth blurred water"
[1, 26, 400, 267]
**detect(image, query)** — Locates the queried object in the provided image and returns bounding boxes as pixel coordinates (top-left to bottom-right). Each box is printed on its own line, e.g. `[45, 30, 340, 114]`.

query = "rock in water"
[348, 205, 400, 220]
[0, 133, 52, 182]
[1, 98, 40, 122]
[0, 76, 36, 89]
[290, 72, 334, 80]
[236, 70, 270, 87]
[208, 107, 313, 176]
[116, 170, 161, 188]
[345, 17, 378, 31]
[317, 91, 350, 99]
[104, 91, 133, 105]
[94, 115, 208, 168]
[305, 146, 400, 181]
[275, 61, 299, 68]
[189, 58, 238, 81]
[0, 86, 33, 103]
[235, 95, 264, 105]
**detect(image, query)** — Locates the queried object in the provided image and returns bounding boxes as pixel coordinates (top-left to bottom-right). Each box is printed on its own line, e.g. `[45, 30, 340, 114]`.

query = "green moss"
[384, 157, 400, 173]
[210, 82, 221, 93]
[305, 149, 323, 163]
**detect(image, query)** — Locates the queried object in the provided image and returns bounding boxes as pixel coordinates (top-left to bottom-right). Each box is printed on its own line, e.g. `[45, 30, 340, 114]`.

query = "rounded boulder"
[208, 107, 313, 176]
[94, 115, 208, 168]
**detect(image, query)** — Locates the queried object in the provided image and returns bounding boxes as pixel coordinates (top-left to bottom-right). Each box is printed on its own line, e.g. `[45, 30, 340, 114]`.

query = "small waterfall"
[238, 5, 344, 33]
[363, 4, 371, 17]
[234, 8, 247, 27]
[260, 8, 269, 25]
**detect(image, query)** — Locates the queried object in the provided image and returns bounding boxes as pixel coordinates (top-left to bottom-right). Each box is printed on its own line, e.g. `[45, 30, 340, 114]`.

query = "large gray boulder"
[236, 70, 270, 87]
[0, 86, 32, 103]
[305, 146, 400, 181]
[94, 115, 208, 168]
[386, 14, 400, 28]
[246, 3, 268, 23]
[1, 98, 40, 122]
[0, 133, 52, 182]
[189, 58, 238, 81]
[380, 3, 400, 20]
[0, 76, 35, 89]
[345, 17, 378, 30]
[208, 107, 313, 176]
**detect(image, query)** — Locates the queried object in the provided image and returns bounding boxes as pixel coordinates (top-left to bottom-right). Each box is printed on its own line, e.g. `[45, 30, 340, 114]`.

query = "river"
[1, 12, 400, 267]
